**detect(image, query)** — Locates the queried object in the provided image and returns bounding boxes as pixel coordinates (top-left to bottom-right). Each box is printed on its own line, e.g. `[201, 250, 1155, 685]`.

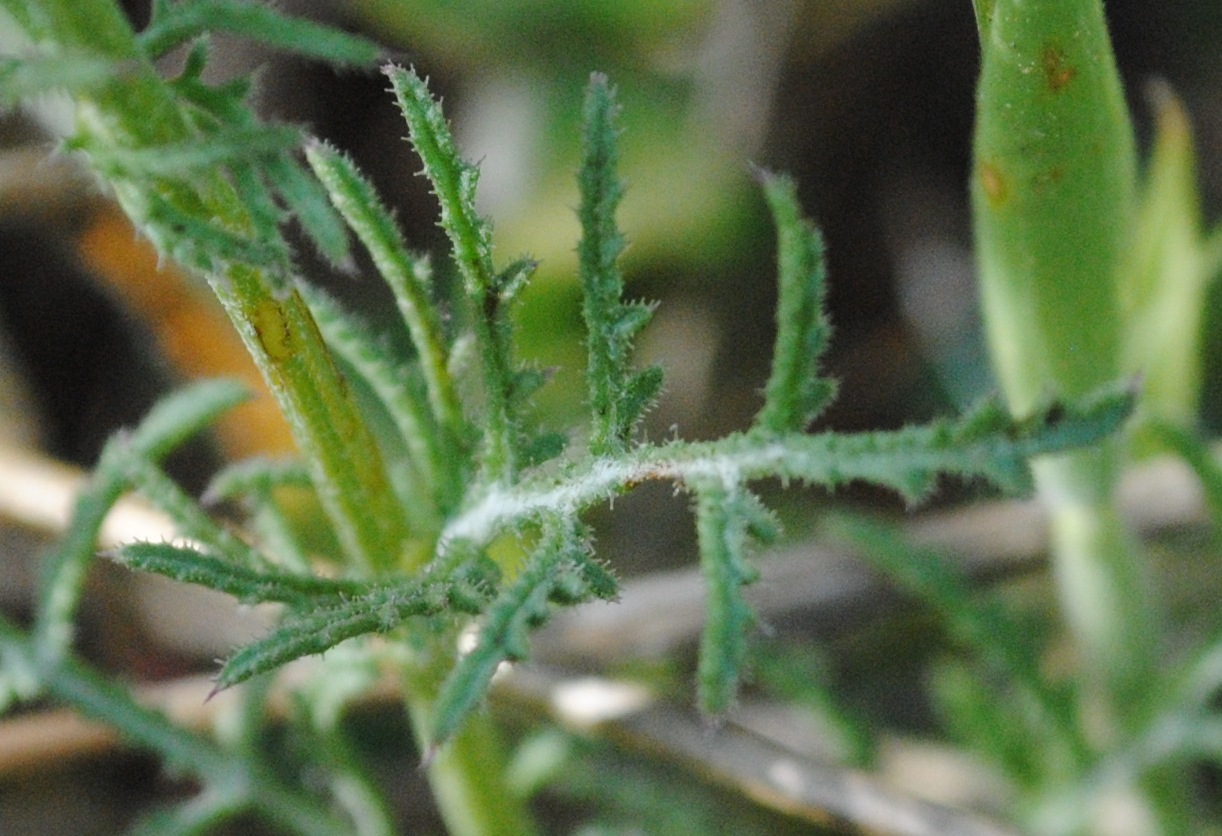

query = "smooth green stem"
[971, 0, 1157, 740]
[213, 277, 408, 573]
[1032, 449, 1156, 725]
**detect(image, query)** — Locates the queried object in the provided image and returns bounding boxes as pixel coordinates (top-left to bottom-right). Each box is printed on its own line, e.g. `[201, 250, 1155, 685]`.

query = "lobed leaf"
[384, 64, 520, 481]
[214, 580, 454, 694]
[578, 73, 661, 455]
[440, 384, 1133, 551]
[753, 170, 836, 436]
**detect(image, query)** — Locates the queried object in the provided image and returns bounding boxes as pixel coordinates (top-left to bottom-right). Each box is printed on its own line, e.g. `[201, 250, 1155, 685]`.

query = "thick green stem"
[1032, 449, 1155, 722]
[971, 2, 1188, 830]
[971, 0, 1155, 718]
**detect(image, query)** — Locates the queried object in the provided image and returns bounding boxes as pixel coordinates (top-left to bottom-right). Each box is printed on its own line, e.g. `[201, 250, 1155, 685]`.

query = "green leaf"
[126, 379, 251, 461]
[1122, 85, 1214, 434]
[578, 73, 661, 455]
[214, 580, 453, 693]
[384, 64, 519, 481]
[427, 517, 603, 751]
[264, 154, 355, 273]
[304, 138, 464, 455]
[753, 170, 836, 436]
[693, 479, 764, 716]
[35, 380, 248, 664]
[0, 53, 115, 108]
[111, 541, 365, 606]
[204, 457, 313, 504]
[440, 385, 1134, 552]
[74, 124, 301, 178]
[119, 453, 271, 569]
[971, 0, 996, 41]
[140, 0, 381, 66]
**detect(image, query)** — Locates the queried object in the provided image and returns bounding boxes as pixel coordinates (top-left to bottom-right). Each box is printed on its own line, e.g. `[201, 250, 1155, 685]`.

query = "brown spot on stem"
[252, 298, 294, 361]
[979, 161, 1009, 207]
[1032, 165, 1065, 190]
[1042, 45, 1076, 92]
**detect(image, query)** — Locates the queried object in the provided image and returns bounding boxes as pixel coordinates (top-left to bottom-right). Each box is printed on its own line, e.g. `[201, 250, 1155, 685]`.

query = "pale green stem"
[1032, 449, 1155, 728]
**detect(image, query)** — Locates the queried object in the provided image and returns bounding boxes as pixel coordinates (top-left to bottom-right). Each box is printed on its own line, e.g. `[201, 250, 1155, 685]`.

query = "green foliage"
[972, 0, 1134, 412]
[139, 0, 382, 65]
[578, 73, 662, 456]
[970, 4, 1221, 830]
[753, 171, 835, 436]
[0, 2, 1151, 835]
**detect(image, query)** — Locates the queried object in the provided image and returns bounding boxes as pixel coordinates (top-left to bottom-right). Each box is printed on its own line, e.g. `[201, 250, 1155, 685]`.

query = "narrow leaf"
[384, 65, 518, 481]
[694, 479, 761, 716]
[578, 73, 660, 454]
[112, 541, 365, 605]
[116, 451, 274, 570]
[754, 170, 835, 436]
[304, 139, 464, 449]
[35, 381, 248, 663]
[215, 580, 452, 693]
[427, 520, 594, 750]
[204, 457, 313, 505]
[140, 0, 381, 66]
[264, 154, 355, 272]
[126, 379, 251, 461]
[77, 125, 302, 178]
[0, 53, 115, 108]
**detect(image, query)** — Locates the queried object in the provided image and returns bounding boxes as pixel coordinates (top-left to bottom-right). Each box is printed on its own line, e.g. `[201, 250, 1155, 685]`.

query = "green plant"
[872, 1, 1222, 833]
[0, 1, 1157, 834]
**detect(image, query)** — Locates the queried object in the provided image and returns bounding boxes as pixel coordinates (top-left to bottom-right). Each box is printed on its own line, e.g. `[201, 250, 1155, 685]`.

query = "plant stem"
[971, 0, 1156, 723]
[1032, 449, 1155, 724]
[404, 638, 540, 836]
